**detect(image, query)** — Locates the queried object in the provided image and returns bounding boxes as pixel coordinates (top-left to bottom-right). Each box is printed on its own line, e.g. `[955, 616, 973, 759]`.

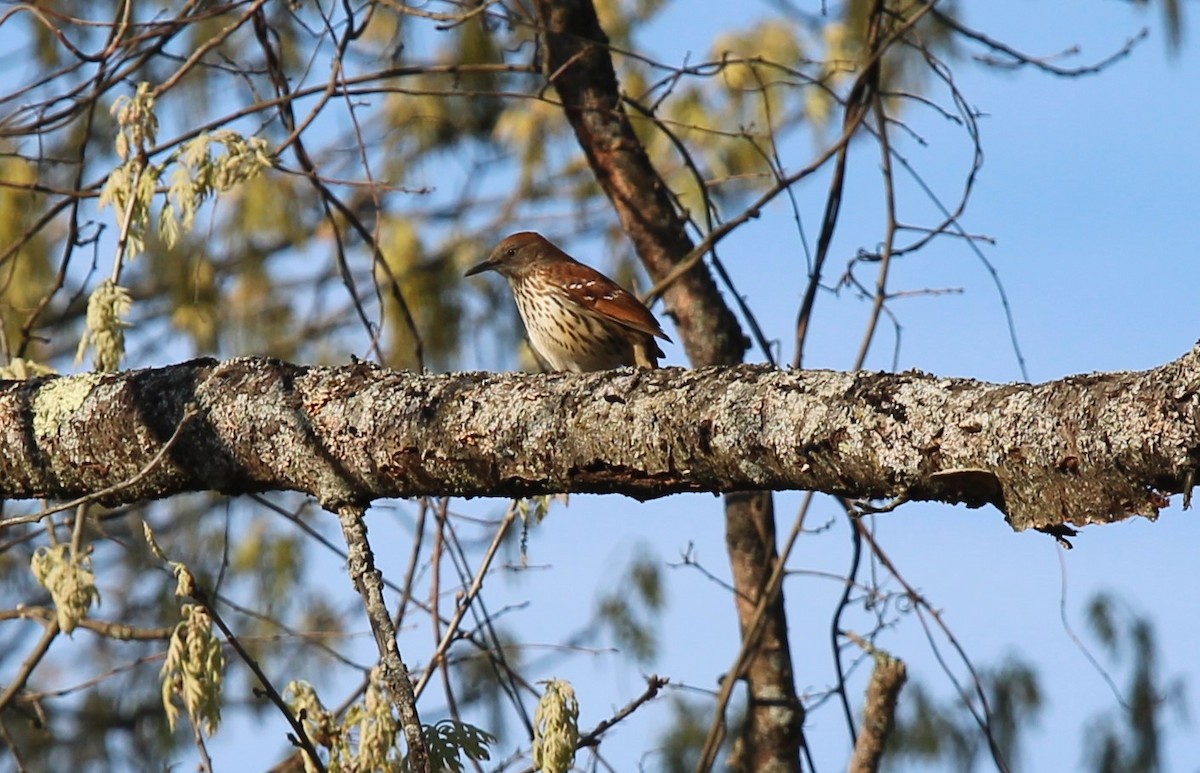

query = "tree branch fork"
[3, 346, 1199, 531]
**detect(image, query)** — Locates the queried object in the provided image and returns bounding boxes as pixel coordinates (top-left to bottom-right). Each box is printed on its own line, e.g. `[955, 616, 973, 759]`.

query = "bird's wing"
[559, 266, 672, 342]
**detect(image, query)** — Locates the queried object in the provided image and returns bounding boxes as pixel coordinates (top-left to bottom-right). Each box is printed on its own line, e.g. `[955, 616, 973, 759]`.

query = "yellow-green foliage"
[100, 82, 161, 260]
[286, 672, 400, 772]
[29, 12, 61, 68]
[101, 83, 271, 265]
[147, 525, 226, 739]
[840, 0, 958, 96]
[229, 174, 310, 247]
[231, 519, 302, 615]
[287, 676, 496, 772]
[384, 79, 454, 159]
[165, 253, 220, 353]
[95, 83, 274, 360]
[492, 99, 563, 196]
[194, 168, 301, 358]
[617, 18, 816, 212]
[284, 681, 338, 772]
[382, 14, 501, 159]
[377, 218, 464, 370]
[0, 357, 55, 380]
[160, 603, 225, 737]
[380, 15, 505, 169]
[358, 2, 403, 49]
[533, 680, 579, 773]
[595, 548, 664, 664]
[227, 259, 295, 359]
[0, 156, 51, 346]
[30, 544, 101, 635]
[111, 82, 159, 166]
[706, 20, 807, 175]
[713, 20, 804, 92]
[594, 0, 670, 47]
[160, 131, 272, 251]
[76, 280, 132, 372]
[454, 15, 501, 102]
[806, 21, 854, 128]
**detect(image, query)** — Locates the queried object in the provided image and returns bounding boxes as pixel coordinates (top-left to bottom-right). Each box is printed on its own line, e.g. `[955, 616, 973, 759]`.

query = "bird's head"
[465, 232, 560, 280]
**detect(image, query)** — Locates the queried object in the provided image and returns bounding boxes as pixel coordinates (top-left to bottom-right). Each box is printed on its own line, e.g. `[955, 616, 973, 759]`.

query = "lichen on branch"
[2, 347, 1200, 532]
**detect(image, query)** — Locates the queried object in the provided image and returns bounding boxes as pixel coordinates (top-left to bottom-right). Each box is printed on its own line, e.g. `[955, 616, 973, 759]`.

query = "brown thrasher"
[466, 232, 671, 372]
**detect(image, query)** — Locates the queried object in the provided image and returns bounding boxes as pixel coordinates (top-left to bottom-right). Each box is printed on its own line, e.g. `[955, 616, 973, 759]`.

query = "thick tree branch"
[3, 349, 1199, 530]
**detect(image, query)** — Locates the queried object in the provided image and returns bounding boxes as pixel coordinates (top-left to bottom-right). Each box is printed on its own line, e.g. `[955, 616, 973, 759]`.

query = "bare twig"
[413, 500, 518, 699]
[578, 674, 668, 747]
[933, 8, 1147, 77]
[854, 520, 1012, 773]
[0, 617, 60, 714]
[0, 606, 172, 641]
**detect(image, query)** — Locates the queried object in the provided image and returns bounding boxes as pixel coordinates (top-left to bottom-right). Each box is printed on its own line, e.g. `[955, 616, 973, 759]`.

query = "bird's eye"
[505, 248, 517, 258]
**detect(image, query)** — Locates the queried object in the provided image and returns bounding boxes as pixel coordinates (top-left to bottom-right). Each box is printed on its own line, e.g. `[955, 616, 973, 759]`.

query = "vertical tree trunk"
[533, 1, 803, 768]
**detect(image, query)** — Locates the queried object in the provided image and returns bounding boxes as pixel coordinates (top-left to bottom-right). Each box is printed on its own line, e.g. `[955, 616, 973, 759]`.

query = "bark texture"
[722, 491, 804, 771]
[336, 504, 428, 770]
[3, 350, 1199, 530]
[849, 649, 906, 773]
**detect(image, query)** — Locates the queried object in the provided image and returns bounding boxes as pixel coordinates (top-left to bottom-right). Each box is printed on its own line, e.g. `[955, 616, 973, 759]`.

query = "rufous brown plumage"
[466, 232, 671, 372]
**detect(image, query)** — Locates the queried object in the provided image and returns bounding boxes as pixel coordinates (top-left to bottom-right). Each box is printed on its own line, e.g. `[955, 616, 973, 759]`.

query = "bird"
[465, 232, 671, 372]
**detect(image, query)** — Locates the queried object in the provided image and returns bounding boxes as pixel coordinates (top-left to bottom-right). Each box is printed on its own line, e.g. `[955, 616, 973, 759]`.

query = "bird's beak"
[464, 258, 496, 278]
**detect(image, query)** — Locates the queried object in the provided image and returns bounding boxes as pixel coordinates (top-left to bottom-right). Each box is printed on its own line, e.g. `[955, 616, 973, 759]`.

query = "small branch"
[192, 723, 215, 773]
[335, 504, 429, 772]
[578, 674, 668, 747]
[0, 606, 172, 641]
[0, 715, 29, 773]
[933, 9, 1148, 77]
[844, 631, 906, 773]
[109, 158, 143, 285]
[854, 521, 1012, 771]
[696, 491, 812, 771]
[0, 617, 60, 715]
